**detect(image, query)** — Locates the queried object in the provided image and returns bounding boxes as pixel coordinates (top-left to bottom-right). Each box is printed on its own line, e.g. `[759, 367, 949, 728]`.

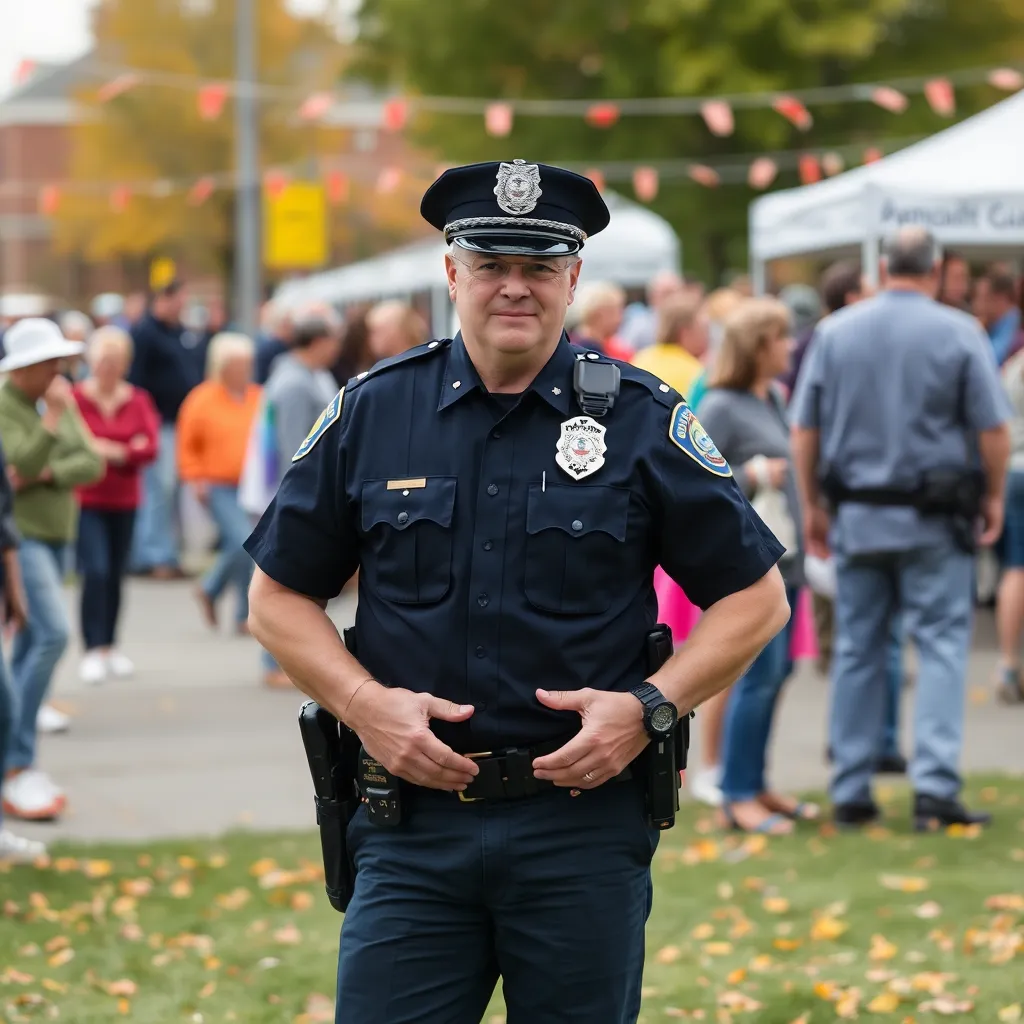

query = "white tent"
[749, 89, 1024, 291]
[273, 191, 681, 336]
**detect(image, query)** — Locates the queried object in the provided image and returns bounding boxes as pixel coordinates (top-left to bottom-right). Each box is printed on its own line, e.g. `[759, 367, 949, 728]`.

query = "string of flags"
[65, 59, 1024, 137]
[13, 134, 929, 217]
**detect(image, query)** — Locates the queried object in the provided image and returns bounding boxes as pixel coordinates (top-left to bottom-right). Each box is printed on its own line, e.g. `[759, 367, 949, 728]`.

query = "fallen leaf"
[999, 1005, 1022, 1022]
[814, 981, 838, 1000]
[664, 1010, 687, 1019]
[302, 993, 335, 1022]
[207, 854, 228, 868]
[106, 980, 138, 997]
[742, 877, 765, 892]
[83, 859, 113, 878]
[917, 997, 974, 1015]
[169, 877, 193, 899]
[717, 882, 734, 900]
[137, 854, 152, 867]
[215, 889, 251, 911]
[17, 943, 39, 957]
[880, 875, 929, 893]
[868, 992, 901, 1013]
[203, 956, 221, 970]
[718, 991, 763, 1012]
[655, 945, 681, 964]
[867, 969, 896, 983]
[870, 935, 899, 961]
[763, 897, 790, 914]
[911, 973, 952, 995]
[257, 957, 280, 970]
[789, 1015, 811, 1024]
[120, 923, 144, 942]
[273, 924, 302, 945]
[914, 902, 942, 919]
[811, 916, 848, 941]
[729, 918, 754, 939]
[726, 968, 747, 985]
[118, 997, 130, 1015]
[837, 989, 862, 1018]
[980, 787, 999, 803]
[198, 980, 216, 998]
[177, 855, 198, 870]
[111, 896, 137, 918]
[986, 894, 1024, 912]
[47, 948, 74, 968]
[248, 858, 278, 878]
[291, 891, 315, 912]
[741, 834, 767, 856]
[750, 954, 773, 972]
[773, 938, 802, 951]
[40, 979, 66, 994]
[691, 923, 714, 940]
[52, 858, 78, 873]
[43, 936, 69, 954]
[120, 878, 153, 898]
[2, 968, 35, 984]
[704, 942, 733, 956]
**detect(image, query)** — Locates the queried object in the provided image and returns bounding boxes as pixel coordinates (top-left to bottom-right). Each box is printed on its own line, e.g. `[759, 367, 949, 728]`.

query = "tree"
[356, 0, 1024, 284]
[52, 0, 428, 293]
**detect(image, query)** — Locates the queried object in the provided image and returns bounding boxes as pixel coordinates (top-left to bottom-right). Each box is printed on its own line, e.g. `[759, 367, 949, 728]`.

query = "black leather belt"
[455, 738, 633, 804]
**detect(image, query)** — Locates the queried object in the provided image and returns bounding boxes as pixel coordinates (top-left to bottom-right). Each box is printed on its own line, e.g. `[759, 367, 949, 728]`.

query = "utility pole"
[234, 0, 261, 337]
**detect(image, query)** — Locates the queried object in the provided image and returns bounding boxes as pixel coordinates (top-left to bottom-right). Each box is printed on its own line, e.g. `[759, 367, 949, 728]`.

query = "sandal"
[996, 667, 1024, 705]
[759, 792, 821, 822]
[721, 803, 793, 836]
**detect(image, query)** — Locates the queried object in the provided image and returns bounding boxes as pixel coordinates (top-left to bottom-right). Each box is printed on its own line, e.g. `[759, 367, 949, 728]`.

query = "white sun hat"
[0, 318, 86, 373]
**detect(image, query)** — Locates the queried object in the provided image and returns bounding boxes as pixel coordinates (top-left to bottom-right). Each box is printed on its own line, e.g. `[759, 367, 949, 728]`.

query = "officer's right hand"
[345, 682, 480, 791]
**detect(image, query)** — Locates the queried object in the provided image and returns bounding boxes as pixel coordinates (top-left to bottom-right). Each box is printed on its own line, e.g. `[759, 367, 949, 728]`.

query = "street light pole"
[234, 0, 261, 337]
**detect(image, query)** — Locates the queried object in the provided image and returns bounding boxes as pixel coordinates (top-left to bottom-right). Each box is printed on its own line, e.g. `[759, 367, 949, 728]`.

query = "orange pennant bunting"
[701, 99, 734, 137]
[821, 151, 845, 176]
[98, 73, 140, 103]
[110, 186, 132, 213]
[264, 170, 289, 198]
[924, 77, 955, 116]
[798, 154, 821, 185]
[38, 185, 61, 216]
[188, 177, 216, 206]
[584, 168, 606, 192]
[773, 95, 813, 131]
[871, 86, 908, 113]
[585, 103, 620, 129]
[376, 166, 402, 193]
[747, 157, 778, 190]
[382, 98, 408, 132]
[299, 92, 333, 122]
[326, 170, 350, 205]
[863, 147, 883, 164]
[484, 102, 514, 138]
[688, 165, 720, 188]
[632, 166, 659, 202]
[197, 83, 229, 121]
[988, 68, 1023, 91]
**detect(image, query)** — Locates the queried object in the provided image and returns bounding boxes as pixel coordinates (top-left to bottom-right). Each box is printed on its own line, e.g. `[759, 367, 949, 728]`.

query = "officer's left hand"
[531, 689, 648, 789]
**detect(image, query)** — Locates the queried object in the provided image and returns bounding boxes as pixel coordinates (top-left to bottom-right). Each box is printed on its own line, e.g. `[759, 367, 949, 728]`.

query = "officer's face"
[446, 251, 582, 356]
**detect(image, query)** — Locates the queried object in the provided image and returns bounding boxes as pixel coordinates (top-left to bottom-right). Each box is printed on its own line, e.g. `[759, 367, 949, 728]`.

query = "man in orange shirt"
[177, 333, 261, 633]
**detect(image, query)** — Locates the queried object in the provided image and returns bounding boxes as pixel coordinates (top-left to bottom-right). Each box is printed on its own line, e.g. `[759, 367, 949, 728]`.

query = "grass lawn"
[1, 774, 1022, 1023]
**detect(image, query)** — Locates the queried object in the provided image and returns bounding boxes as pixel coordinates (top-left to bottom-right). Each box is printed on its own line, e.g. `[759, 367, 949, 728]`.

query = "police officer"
[791, 226, 1011, 832]
[245, 160, 789, 1024]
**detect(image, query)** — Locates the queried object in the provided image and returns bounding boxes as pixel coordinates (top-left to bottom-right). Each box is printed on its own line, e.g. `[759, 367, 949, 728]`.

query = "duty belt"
[454, 738, 633, 804]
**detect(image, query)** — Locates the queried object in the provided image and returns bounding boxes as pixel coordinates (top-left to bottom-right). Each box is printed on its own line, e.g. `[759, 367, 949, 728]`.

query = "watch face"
[650, 702, 677, 734]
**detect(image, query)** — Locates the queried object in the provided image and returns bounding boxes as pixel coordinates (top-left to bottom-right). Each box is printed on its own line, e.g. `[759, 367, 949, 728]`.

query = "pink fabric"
[653, 568, 818, 662]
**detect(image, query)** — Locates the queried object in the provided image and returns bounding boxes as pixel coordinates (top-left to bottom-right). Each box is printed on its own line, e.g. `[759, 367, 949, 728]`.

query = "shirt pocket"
[524, 483, 631, 614]
[360, 477, 457, 604]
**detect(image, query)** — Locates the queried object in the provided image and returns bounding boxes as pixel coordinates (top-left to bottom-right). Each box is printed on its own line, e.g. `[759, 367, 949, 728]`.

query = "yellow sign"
[149, 257, 177, 291]
[264, 183, 327, 270]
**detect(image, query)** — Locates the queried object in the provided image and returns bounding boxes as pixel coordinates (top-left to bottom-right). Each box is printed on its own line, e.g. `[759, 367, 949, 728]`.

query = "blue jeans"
[830, 539, 973, 806]
[0, 630, 12, 826]
[202, 485, 253, 625]
[77, 509, 135, 650]
[6, 540, 70, 771]
[130, 422, 179, 572]
[337, 781, 657, 1024]
[882, 615, 904, 759]
[720, 587, 798, 803]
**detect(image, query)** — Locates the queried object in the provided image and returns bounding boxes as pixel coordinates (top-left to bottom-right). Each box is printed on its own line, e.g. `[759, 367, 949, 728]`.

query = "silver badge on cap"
[494, 159, 542, 216]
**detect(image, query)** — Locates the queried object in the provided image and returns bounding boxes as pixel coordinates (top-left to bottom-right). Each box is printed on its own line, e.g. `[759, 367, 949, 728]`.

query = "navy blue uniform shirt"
[128, 312, 204, 424]
[244, 334, 783, 752]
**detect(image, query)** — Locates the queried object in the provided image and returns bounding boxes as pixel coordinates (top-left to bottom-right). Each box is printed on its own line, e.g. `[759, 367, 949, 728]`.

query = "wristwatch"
[629, 682, 678, 740]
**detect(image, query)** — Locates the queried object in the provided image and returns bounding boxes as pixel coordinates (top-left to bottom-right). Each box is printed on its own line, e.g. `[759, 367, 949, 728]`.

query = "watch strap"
[630, 681, 662, 705]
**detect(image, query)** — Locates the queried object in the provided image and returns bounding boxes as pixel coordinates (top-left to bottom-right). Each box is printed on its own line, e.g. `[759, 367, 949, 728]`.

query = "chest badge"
[555, 415, 607, 481]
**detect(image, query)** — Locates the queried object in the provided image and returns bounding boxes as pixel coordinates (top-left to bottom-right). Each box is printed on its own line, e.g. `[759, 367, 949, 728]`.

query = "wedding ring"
[583, 771, 595, 783]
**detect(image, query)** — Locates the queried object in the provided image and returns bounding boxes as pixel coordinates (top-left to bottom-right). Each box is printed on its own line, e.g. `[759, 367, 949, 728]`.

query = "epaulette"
[568, 344, 678, 408]
[346, 337, 452, 393]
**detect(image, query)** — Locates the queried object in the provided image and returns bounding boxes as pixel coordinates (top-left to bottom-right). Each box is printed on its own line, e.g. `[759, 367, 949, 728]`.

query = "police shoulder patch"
[292, 388, 344, 462]
[668, 401, 732, 477]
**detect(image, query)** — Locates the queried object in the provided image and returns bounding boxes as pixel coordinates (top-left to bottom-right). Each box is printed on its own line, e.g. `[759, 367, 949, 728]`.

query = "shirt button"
[572, 519, 583, 531]
[477, 593, 490, 608]
[397, 512, 409, 525]
[475, 646, 486, 659]
[482, 540, 493, 551]
[486, 484, 499, 496]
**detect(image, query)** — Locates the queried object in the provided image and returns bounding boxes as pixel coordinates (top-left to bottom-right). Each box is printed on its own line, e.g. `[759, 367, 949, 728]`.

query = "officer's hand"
[346, 683, 481, 791]
[978, 494, 1004, 547]
[531, 688, 648, 789]
[804, 506, 830, 558]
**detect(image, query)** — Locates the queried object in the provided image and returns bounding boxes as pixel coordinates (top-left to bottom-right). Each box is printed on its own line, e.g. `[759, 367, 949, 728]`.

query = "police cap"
[420, 159, 610, 256]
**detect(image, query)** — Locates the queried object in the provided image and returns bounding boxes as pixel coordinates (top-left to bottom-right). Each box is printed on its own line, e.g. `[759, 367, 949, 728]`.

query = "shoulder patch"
[346, 338, 450, 393]
[292, 388, 343, 462]
[668, 401, 732, 477]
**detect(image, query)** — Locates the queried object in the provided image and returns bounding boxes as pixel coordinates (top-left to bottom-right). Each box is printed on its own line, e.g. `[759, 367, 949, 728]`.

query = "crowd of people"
[0, 236, 1020, 858]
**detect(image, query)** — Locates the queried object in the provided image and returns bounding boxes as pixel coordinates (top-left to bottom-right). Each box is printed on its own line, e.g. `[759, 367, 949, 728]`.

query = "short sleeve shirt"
[245, 334, 783, 751]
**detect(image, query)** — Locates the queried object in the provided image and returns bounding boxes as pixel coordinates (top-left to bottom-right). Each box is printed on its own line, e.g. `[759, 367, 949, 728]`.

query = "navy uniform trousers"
[335, 778, 659, 1024]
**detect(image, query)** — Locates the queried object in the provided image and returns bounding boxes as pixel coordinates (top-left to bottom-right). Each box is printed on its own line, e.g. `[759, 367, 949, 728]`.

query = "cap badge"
[494, 159, 542, 216]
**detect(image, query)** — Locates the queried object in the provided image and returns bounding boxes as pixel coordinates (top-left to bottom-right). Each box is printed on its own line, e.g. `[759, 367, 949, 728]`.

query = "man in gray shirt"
[790, 227, 1010, 831]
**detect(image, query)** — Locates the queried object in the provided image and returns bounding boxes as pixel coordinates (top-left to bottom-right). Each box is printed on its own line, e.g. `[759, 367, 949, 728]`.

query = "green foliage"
[357, 0, 1024, 284]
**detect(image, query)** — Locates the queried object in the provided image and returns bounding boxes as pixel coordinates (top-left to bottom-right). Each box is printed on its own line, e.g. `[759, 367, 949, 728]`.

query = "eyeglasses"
[451, 254, 577, 283]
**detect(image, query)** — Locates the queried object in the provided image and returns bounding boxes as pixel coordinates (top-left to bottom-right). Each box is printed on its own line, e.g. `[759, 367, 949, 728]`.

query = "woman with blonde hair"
[72, 326, 160, 684]
[177, 332, 261, 633]
[699, 298, 815, 833]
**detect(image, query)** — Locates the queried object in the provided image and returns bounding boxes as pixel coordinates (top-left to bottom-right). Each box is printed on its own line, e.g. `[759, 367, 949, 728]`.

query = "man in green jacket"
[0, 318, 104, 822]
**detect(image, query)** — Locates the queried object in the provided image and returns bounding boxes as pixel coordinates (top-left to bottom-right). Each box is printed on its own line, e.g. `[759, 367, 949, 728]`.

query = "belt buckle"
[457, 751, 493, 803]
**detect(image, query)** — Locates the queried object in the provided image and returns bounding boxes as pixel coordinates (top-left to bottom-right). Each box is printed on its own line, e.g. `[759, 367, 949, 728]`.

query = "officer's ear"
[444, 253, 459, 302]
[566, 258, 583, 306]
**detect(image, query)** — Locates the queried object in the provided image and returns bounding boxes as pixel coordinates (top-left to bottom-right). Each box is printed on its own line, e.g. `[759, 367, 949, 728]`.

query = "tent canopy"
[274, 190, 681, 314]
[750, 90, 1024, 265]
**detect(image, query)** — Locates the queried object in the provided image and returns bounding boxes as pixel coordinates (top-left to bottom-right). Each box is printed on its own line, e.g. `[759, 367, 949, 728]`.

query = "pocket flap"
[526, 483, 629, 541]
[361, 477, 457, 532]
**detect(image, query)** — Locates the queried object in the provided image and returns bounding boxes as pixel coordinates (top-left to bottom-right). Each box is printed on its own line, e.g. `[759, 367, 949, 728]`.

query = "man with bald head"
[791, 226, 1011, 832]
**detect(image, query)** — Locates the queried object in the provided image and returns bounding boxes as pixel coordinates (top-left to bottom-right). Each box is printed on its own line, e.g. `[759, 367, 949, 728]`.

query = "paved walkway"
[13, 578, 1024, 843]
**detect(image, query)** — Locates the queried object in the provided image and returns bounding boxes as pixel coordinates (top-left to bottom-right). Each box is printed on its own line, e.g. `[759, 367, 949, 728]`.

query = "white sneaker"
[0, 828, 47, 864]
[37, 704, 71, 734]
[689, 765, 724, 807]
[2, 770, 65, 820]
[106, 650, 135, 679]
[79, 650, 108, 686]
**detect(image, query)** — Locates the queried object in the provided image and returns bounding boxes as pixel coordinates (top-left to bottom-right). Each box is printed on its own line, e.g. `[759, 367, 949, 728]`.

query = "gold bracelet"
[343, 677, 377, 719]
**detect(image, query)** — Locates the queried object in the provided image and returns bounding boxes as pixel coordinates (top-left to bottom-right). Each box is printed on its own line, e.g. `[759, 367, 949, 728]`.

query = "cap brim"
[452, 232, 581, 256]
[0, 340, 85, 373]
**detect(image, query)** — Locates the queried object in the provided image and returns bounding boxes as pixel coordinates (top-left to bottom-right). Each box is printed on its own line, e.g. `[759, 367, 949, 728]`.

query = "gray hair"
[205, 331, 255, 380]
[883, 227, 940, 277]
[59, 310, 95, 341]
